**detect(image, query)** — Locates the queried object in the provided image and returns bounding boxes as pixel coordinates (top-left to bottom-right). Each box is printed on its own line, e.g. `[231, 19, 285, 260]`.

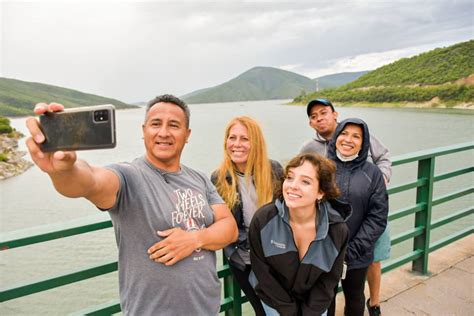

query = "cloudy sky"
[1, 0, 473, 102]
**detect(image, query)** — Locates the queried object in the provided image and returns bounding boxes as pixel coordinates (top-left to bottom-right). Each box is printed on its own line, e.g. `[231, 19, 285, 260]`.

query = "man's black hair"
[146, 94, 191, 128]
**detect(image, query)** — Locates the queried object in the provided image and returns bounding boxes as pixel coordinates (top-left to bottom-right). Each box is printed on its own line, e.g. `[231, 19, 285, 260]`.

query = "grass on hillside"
[0, 77, 136, 117]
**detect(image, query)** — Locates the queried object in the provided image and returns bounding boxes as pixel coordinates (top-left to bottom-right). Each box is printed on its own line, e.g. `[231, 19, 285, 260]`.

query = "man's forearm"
[49, 160, 97, 198]
[197, 216, 238, 250]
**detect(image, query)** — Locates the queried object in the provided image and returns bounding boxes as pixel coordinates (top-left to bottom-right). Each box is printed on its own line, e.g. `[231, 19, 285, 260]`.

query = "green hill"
[183, 66, 316, 104]
[314, 71, 369, 89]
[347, 40, 474, 88]
[295, 40, 474, 107]
[0, 77, 136, 116]
[180, 87, 212, 99]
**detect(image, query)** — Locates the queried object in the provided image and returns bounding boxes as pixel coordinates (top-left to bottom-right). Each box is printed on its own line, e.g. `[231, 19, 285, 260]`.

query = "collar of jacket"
[314, 131, 329, 143]
[275, 199, 331, 241]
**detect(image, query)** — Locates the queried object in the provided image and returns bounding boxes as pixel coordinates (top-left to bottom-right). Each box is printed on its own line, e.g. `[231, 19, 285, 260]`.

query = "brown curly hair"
[280, 153, 340, 201]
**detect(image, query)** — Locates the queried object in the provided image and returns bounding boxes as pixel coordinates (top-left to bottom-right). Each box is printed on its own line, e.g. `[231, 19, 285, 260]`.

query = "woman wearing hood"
[326, 118, 389, 316]
[249, 153, 351, 316]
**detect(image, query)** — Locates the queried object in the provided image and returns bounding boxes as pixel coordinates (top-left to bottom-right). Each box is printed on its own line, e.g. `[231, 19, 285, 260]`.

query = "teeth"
[287, 193, 300, 198]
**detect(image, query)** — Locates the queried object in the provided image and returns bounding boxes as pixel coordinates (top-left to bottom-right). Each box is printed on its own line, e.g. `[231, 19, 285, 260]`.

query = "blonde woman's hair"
[214, 116, 274, 210]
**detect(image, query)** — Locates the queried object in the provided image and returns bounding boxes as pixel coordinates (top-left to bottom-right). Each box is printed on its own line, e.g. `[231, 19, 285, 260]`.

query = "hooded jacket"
[300, 127, 392, 182]
[211, 160, 283, 271]
[327, 118, 389, 269]
[249, 199, 351, 316]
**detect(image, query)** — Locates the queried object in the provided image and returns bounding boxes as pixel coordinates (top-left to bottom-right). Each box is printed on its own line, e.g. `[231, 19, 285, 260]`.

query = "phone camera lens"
[94, 110, 109, 123]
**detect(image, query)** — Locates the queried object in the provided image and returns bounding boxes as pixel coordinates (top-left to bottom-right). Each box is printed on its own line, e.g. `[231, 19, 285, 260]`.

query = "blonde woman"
[211, 116, 283, 316]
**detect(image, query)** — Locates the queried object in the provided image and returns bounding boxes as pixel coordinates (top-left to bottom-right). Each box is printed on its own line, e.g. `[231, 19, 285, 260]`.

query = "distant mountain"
[131, 101, 147, 107]
[0, 77, 137, 116]
[295, 40, 474, 107]
[182, 66, 316, 104]
[180, 87, 212, 99]
[314, 71, 370, 89]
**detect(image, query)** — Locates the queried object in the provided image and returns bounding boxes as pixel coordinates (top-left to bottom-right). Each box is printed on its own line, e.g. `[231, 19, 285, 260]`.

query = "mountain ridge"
[182, 66, 316, 104]
[314, 71, 369, 89]
[182, 67, 368, 104]
[294, 40, 474, 108]
[0, 77, 137, 117]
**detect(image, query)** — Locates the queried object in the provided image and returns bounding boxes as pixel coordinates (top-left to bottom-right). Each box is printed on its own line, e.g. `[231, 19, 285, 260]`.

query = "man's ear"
[186, 129, 192, 143]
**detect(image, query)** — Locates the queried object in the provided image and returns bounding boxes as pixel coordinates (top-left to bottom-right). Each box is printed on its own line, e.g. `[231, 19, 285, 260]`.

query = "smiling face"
[142, 102, 191, 171]
[226, 122, 250, 172]
[309, 105, 338, 139]
[336, 123, 363, 157]
[283, 160, 324, 210]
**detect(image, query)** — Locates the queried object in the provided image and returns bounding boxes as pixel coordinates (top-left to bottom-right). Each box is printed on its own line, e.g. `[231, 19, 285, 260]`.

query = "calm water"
[1, 100, 473, 315]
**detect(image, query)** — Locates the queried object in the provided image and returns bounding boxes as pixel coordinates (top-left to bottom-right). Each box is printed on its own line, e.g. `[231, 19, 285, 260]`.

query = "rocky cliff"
[0, 132, 33, 180]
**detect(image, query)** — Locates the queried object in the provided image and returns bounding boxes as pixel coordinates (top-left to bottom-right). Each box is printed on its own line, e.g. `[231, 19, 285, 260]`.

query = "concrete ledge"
[335, 234, 474, 315]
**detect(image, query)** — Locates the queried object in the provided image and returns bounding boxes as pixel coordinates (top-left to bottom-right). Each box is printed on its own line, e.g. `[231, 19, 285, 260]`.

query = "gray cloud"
[2, 1, 472, 102]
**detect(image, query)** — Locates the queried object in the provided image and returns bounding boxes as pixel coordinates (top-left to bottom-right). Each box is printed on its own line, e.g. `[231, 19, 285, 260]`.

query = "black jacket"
[211, 160, 283, 270]
[327, 118, 389, 269]
[249, 199, 351, 316]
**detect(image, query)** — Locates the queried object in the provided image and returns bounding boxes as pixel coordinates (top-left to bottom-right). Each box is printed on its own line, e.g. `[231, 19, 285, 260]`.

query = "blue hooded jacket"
[327, 118, 388, 269]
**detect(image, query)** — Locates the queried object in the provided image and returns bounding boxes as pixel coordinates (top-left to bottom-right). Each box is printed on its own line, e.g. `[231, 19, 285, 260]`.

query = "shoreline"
[3, 101, 474, 119]
[288, 101, 474, 113]
[0, 132, 33, 180]
[338, 101, 474, 110]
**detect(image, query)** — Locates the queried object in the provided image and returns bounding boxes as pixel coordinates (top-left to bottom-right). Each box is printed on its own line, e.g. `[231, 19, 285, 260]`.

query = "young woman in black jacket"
[249, 153, 351, 316]
[326, 118, 389, 316]
[211, 116, 283, 316]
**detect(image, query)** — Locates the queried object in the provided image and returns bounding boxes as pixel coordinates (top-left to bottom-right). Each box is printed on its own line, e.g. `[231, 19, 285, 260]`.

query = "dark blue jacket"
[249, 199, 350, 315]
[211, 160, 283, 270]
[327, 118, 389, 269]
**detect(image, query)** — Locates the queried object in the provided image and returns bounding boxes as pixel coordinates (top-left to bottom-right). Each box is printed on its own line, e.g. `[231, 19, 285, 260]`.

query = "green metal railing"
[1, 142, 473, 315]
[383, 142, 473, 274]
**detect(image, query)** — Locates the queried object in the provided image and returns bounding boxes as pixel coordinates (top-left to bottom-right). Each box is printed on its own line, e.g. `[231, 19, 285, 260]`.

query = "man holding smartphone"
[26, 94, 238, 316]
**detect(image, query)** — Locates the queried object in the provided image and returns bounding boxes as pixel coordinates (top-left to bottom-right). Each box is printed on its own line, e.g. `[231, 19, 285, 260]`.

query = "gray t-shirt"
[236, 174, 257, 264]
[105, 156, 224, 316]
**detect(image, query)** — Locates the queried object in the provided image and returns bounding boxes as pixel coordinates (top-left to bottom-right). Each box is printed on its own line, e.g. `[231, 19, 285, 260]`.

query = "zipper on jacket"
[282, 219, 316, 263]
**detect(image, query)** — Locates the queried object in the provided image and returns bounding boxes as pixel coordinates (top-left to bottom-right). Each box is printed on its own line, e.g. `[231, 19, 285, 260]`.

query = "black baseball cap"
[306, 98, 335, 116]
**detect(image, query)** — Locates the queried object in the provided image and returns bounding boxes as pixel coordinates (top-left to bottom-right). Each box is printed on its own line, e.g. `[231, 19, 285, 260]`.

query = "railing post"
[222, 256, 242, 316]
[412, 157, 435, 274]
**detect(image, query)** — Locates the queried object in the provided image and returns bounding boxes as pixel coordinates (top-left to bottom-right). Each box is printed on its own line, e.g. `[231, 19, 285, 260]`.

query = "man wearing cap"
[300, 98, 391, 316]
[300, 98, 391, 181]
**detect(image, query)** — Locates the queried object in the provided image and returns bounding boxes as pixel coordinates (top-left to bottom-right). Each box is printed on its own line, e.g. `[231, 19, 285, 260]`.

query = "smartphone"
[39, 104, 116, 152]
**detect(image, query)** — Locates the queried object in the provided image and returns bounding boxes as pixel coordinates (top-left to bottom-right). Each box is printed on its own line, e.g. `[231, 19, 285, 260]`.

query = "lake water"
[1, 100, 473, 315]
